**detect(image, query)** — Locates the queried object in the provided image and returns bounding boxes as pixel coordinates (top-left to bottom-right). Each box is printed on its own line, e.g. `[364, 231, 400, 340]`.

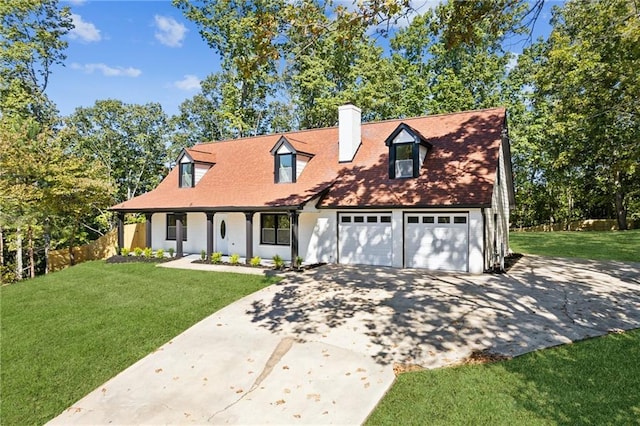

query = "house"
[111, 105, 514, 273]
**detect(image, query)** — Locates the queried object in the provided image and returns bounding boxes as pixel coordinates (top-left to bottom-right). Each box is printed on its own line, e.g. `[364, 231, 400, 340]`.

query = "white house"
[111, 105, 514, 273]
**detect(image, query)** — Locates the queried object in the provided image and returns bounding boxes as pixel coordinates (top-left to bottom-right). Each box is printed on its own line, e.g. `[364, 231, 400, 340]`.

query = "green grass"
[367, 329, 640, 425]
[0, 261, 278, 425]
[510, 229, 640, 263]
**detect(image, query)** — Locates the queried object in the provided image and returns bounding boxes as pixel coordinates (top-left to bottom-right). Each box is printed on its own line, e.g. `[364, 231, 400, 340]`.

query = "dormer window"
[179, 162, 194, 188]
[270, 136, 313, 184]
[276, 153, 294, 183]
[385, 124, 432, 179]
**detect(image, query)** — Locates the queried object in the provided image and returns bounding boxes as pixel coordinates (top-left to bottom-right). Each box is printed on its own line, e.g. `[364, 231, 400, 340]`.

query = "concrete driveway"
[49, 255, 640, 425]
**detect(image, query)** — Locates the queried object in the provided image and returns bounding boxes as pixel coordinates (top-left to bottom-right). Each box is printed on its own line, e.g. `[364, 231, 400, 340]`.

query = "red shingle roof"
[111, 108, 506, 212]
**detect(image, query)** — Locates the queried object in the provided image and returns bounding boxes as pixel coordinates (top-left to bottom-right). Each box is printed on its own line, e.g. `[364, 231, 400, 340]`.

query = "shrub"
[143, 247, 153, 258]
[133, 247, 143, 257]
[120, 247, 130, 256]
[272, 254, 285, 269]
[200, 249, 206, 261]
[155, 249, 165, 259]
[250, 256, 262, 267]
[229, 253, 240, 265]
[210, 252, 222, 264]
[168, 247, 175, 258]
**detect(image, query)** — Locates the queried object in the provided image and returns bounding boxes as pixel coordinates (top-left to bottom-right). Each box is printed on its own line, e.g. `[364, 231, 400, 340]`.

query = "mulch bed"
[191, 259, 326, 272]
[461, 349, 512, 365]
[106, 255, 172, 264]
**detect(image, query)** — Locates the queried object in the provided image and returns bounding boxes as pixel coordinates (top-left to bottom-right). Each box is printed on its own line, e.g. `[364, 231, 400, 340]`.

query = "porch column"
[117, 212, 125, 253]
[244, 211, 254, 265]
[144, 213, 153, 249]
[289, 210, 299, 267]
[175, 213, 185, 258]
[206, 211, 214, 260]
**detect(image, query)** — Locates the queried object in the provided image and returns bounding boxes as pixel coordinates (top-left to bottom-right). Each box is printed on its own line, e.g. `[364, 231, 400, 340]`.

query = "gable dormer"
[270, 136, 312, 183]
[385, 123, 432, 179]
[176, 149, 214, 188]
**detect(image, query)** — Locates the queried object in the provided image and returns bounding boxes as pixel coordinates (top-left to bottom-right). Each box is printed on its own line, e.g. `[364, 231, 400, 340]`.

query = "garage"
[338, 213, 393, 267]
[404, 213, 469, 272]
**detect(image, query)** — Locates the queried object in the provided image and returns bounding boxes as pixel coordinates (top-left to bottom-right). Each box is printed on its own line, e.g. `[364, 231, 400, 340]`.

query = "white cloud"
[154, 15, 187, 47]
[174, 74, 201, 91]
[71, 63, 142, 77]
[69, 14, 101, 42]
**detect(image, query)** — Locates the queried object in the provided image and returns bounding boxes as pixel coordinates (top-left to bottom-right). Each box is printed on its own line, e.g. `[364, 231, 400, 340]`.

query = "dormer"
[270, 136, 312, 183]
[385, 123, 432, 179]
[176, 149, 214, 188]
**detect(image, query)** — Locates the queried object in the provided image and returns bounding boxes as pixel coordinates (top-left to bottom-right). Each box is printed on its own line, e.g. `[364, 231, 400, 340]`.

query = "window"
[354, 216, 364, 223]
[261, 213, 290, 245]
[423, 216, 435, 224]
[438, 216, 451, 224]
[179, 163, 194, 188]
[407, 216, 419, 224]
[380, 216, 391, 223]
[394, 144, 414, 178]
[341, 216, 352, 223]
[276, 153, 295, 183]
[367, 216, 378, 223]
[454, 216, 467, 224]
[167, 214, 187, 241]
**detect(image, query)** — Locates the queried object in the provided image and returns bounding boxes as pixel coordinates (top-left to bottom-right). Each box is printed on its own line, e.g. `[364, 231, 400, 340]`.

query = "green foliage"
[229, 253, 240, 265]
[294, 256, 303, 268]
[120, 247, 130, 256]
[210, 252, 223, 264]
[0, 261, 279, 425]
[133, 247, 143, 257]
[168, 247, 175, 258]
[200, 249, 206, 261]
[155, 248, 164, 259]
[250, 256, 262, 267]
[61, 100, 170, 203]
[143, 247, 153, 258]
[272, 254, 284, 269]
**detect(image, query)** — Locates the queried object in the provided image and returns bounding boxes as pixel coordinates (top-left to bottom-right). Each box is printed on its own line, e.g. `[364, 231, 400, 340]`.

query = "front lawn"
[367, 329, 640, 425]
[509, 229, 640, 263]
[0, 262, 278, 425]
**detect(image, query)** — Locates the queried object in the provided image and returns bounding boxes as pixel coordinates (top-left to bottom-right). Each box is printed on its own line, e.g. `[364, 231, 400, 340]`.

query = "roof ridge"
[193, 107, 506, 148]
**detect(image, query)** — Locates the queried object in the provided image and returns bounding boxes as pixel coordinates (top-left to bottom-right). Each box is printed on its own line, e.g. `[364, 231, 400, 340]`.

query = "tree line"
[1, 0, 638, 282]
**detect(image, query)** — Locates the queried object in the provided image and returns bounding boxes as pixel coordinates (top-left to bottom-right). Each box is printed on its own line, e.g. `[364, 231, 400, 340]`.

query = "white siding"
[194, 164, 210, 185]
[296, 157, 309, 179]
[485, 142, 512, 270]
[150, 212, 206, 255]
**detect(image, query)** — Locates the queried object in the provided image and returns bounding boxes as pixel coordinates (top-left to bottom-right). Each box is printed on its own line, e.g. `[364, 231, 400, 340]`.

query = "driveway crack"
[207, 337, 295, 422]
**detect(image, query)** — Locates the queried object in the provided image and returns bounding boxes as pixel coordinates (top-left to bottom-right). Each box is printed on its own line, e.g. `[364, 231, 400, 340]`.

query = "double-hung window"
[179, 163, 194, 188]
[276, 153, 294, 183]
[166, 214, 187, 241]
[261, 213, 290, 245]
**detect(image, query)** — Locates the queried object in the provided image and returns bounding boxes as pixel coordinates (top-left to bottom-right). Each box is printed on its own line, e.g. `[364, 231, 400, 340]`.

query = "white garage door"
[404, 213, 469, 272]
[338, 213, 393, 267]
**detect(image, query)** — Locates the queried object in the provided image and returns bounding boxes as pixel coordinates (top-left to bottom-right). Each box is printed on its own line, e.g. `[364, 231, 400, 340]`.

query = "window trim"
[179, 162, 194, 188]
[260, 213, 290, 246]
[275, 152, 296, 183]
[166, 213, 187, 241]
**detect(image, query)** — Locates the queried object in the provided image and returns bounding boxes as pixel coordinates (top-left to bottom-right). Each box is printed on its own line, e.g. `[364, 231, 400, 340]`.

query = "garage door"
[338, 213, 393, 267]
[404, 213, 469, 272]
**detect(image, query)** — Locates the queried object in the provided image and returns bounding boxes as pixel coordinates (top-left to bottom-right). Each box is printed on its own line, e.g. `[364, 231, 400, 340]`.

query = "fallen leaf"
[356, 368, 366, 372]
[275, 399, 286, 405]
[282, 365, 290, 370]
[236, 389, 244, 394]
[293, 414, 301, 419]
[307, 393, 321, 402]
[101, 388, 107, 394]
[345, 372, 351, 376]
[173, 376, 179, 381]
[364, 382, 370, 388]
[323, 411, 329, 415]
[155, 368, 163, 373]
[284, 388, 291, 394]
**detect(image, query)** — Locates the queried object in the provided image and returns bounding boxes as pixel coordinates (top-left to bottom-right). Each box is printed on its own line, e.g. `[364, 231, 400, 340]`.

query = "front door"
[216, 215, 229, 254]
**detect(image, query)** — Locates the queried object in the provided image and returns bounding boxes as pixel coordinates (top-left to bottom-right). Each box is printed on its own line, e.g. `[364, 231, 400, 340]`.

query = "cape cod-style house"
[111, 105, 514, 273]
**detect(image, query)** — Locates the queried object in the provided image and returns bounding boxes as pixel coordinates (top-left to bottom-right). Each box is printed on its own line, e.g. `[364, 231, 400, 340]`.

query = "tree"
[534, 0, 640, 229]
[0, 0, 72, 124]
[62, 100, 170, 204]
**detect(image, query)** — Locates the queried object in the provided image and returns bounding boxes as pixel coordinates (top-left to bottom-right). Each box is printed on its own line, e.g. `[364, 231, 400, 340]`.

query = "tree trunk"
[44, 219, 50, 274]
[615, 171, 628, 231]
[28, 225, 35, 279]
[0, 224, 4, 267]
[16, 227, 23, 280]
[68, 222, 77, 266]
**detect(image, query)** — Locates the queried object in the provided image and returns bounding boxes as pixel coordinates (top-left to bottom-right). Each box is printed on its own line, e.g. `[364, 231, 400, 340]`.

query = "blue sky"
[49, 0, 559, 118]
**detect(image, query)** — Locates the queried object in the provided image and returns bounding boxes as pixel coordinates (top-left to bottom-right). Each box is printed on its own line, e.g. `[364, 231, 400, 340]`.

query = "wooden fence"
[513, 219, 636, 232]
[48, 223, 146, 272]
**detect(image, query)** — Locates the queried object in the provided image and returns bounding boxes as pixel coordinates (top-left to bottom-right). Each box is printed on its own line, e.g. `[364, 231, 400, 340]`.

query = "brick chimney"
[338, 104, 361, 162]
